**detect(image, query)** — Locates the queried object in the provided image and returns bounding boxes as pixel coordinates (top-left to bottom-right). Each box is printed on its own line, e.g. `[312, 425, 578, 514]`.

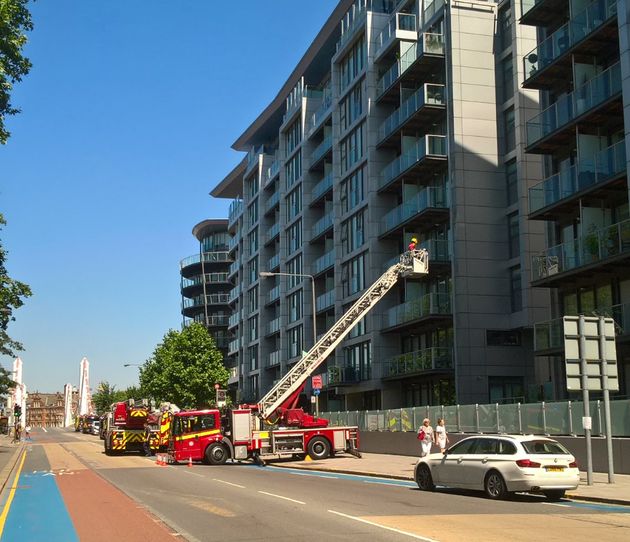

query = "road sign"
[313, 388, 320, 396]
[216, 389, 227, 407]
[563, 316, 619, 391]
[311, 375, 323, 389]
[310, 396, 316, 404]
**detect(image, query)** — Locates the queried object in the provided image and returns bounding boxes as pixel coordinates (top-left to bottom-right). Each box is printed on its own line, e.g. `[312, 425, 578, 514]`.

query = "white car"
[414, 435, 580, 501]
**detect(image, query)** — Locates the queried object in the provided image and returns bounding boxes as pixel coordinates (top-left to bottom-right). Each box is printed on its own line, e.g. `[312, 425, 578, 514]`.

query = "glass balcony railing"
[181, 272, 230, 289]
[228, 234, 240, 252]
[267, 222, 280, 243]
[383, 347, 453, 377]
[381, 185, 449, 234]
[328, 365, 364, 385]
[264, 159, 280, 185]
[532, 218, 630, 281]
[309, 91, 332, 135]
[228, 261, 239, 276]
[180, 251, 231, 269]
[377, 33, 444, 98]
[311, 212, 334, 239]
[378, 84, 446, 143]
[526, 62, 621, 147]
[228, 312, 240, 328]
[228, 198, 243, 228]
[311, 135, 333, 164]
[267, 253, 280, 270]
[268, 285, 280, 303]
[380, 134, 447, 190]
[182, 293, 231, 309]
[384, 292, 451, 328]
[265, 191, 280, 213]
[268, 350, 281, 367]
[529, 140, 626, 214]
[534, 302, 630, 350]
[228, 286, 241, 303]
[374, 12, 417, 57]
[267, 317, 281, 335]
[314, 250, 335, 274]
[336, 5, 367, 52]
[228, 338, 241, 354]
[524, 0, 617, 82]
[424, 0, 445, 21]
[418, 238, 450, 262]
[316, 290, 335, 312]
[312, 172, 333, 201]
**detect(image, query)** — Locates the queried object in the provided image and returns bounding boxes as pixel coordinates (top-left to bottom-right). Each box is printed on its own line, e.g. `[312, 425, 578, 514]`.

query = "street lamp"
[259, 271, 317, 349]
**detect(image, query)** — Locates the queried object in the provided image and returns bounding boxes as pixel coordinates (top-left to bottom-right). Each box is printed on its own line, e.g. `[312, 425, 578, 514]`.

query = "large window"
[247, 175, 259, 198]
[248, 317, 258, 343]
[248, 198, 258, 226]
[288, 290, 302, 323]
[342, 252, 366, 296]
[248, 227, 258, 253]
[509, 266, 522, 312]
[286, 186, 302, 221]
[249, 256, 258, 283]
[508, 213, 520, 258]
[502, 107, 515, 154]
[343, 340, 371, 380]
[287, 220, 302, 254]
[339, 82, 363, 132]
[249, 346, 258, 371]
[340, 36, 366, 91]
[505, 159, 517, 206]
[340, 166, 365, 212]
[285, 153, 302, 189]
[501, 55, 513, 103]
[286, 118, 302, 154]
[497, 3, 512, 53]
[288, 325, 303, 358]
[339, 122, 364, 174]
[248, 285, 258, 312]
[341, 209, 365, 255]
[286, 255, 303, 288]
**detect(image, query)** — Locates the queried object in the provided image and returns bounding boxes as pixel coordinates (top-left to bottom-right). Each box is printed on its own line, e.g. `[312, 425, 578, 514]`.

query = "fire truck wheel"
[205, 442, 229, 465]
[307, 437, 330, 460]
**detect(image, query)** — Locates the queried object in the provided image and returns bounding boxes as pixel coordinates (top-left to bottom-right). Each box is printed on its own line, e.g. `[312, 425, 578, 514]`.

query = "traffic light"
[13, 405, 21, 419]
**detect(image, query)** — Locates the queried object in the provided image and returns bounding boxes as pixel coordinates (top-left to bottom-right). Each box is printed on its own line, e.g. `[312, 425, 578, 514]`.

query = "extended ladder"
[258, 249, 428, 421]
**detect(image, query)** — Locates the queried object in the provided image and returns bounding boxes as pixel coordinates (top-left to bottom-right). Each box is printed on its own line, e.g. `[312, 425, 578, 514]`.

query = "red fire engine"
[103, 399, 151, 454]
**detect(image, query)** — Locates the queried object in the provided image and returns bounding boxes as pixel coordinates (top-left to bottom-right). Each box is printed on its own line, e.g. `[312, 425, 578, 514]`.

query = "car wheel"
[415, 464, 435, 491]
[307, 437, 331, 460]
[205, 442, 229, 465]
[544, 490, 565, 501]
[484, 470, 508, 500]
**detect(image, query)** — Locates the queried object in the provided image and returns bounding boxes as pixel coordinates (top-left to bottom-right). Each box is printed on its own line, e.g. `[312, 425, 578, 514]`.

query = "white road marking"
[212, 478, 246, 489]
[328, 509, 440, 542]
[542, 502, 570, 508]
[258, 491, 305, 504]
[287, 471, 339, 479]
[41, 428, 48, 433]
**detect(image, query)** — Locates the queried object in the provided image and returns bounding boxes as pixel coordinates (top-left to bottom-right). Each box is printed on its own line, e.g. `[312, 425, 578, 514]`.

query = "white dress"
[435, 425, 447, 449]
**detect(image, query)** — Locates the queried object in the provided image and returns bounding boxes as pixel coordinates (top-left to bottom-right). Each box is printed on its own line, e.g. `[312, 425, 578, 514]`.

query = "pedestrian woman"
[417, 418, 434, 457]
[434, 417, 449, 453]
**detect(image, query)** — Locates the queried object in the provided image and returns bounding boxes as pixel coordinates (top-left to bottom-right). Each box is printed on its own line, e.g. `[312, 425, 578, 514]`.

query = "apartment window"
[508, 213, 520, 258]
[248, 317, 258, 342]
[501, 55, 514, 103]
[248, 285, 258, 313]
[247, 175, 259, 199]
[339, 82, 363, 132]
[287, 220, 302, 254]
[343, 341, 371, 380]
[502, 107, 515, 153]
[497, 3, 512, 53]
[486, 329, 521, 346]
[340, 166, 365, 212]
[348, 315, 367, 338]
[506, 159, 517, 206]
[286, 186, 302, 221]
[340, 36, 366, 91]
[288, 325, 303, 358]
[286, 118, 302, 154]
[248, 375, 259, 399]
[509, 266, 522, 312]
[339, 122, 365, 174]
[342, 252, 366, 296]
[341, 208, 365, 255]
[248, 198, 258, 226]
[249, 256, 258, 283]
[286, 255, 303, 288]
[248, 227, 258, 253]
[288, 290, 302, 323]
[285, 152, 302, 189]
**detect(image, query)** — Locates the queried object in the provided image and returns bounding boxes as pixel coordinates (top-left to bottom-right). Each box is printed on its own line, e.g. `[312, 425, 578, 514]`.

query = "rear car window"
[472, 439, 498, 454]
[447, 438, 477, 454]
[497, 440, 517, 455]
[521, 440, 570, 455]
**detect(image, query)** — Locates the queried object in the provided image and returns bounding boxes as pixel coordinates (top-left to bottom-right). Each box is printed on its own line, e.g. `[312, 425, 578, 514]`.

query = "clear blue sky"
[0, 0, 338, 394]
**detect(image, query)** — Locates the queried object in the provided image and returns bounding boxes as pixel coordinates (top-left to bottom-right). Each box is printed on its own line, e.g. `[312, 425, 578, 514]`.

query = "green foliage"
[0, 0, 33, 144]
[0, 213, 32, 357]
[140, 323, 229, 409]
[92, 382, 151, 414]
[0, 365, 15, 396]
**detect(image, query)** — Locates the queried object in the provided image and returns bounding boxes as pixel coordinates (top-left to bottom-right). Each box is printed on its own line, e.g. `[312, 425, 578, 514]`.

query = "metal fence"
[320, 398, 630, 437]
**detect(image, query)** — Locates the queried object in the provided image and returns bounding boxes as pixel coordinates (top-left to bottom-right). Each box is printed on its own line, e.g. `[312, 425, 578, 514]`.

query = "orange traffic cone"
[188, 456, 193, 468]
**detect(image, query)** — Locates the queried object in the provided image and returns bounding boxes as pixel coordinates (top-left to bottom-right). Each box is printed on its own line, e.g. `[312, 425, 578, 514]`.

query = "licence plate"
[545, 466, 565, 472]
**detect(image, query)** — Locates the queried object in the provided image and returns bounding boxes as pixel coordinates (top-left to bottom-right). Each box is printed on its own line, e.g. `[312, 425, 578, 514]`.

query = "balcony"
[310, 135, 332, 170]
[380, 185, 449, 237]
[182, 293, 230, 310]
[328, 365, 363, 386]
[526, 62, 622, 154]
[228, 338, 241, 355]
[316, 290, 335, 312]
[245, 145, 264, 176]
[382, 347, 453, 379]
[308, 91, 332, 138]
[265, 222, 280, 245]
[267, 252, 280, 271]
[336, 4, 367, 54]
[314, 250, 335, 275]
[529, 140, 627, 220]
[228, 199, 243, 230]
[383, 292, 452, 331]
[521, 0, 569, 27]
[179, 251, 231, 270]
[228, 260, 239, 279]
[181, 272, 230, 290]
[376, 33, 445, 102]
[378, 84, 446, 147]
[374, 12, 417, 61]
[532, 218, 630, 287]
[418, 238, 450, 265]
[534, 302, 630, 353]
[228, 312, 240, 329]
[268, 350, 281, 368]
[266, 317, 281, 336]
[264, 159, 280, 187]
[311, 172, 333, 206]
[264, 191, 280, 215]
[379, 134, 447, 192]
[311, 212, 334, 241]
[267, 285, 280, 304]
[523, 0, 617, 90]
[228, 365, 239, 385]
[228, 286, 241, 304]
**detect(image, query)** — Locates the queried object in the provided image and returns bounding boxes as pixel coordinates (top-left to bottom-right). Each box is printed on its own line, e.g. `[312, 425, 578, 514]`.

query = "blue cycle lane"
[0, 444, 79, 542]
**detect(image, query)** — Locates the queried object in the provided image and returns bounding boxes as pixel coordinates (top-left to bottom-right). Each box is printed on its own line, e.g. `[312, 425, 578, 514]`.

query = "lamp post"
[259, 271, 317, 349]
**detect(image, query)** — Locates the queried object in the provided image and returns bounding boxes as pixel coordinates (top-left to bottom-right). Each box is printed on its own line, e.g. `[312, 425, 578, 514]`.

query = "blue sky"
[0, 0, 338, 393]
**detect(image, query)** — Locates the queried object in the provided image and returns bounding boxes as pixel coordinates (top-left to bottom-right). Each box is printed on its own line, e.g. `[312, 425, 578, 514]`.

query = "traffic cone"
[305, 455, 313, 462]
[155, 455, 160, 466]
[188, 456, 193, 468]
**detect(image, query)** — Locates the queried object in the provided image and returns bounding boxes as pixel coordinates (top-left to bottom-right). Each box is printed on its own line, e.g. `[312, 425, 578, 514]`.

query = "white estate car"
[414, 435, 580, 501]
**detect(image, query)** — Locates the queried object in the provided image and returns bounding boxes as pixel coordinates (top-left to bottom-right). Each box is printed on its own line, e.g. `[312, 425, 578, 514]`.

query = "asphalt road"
[3, 428, 630, 542]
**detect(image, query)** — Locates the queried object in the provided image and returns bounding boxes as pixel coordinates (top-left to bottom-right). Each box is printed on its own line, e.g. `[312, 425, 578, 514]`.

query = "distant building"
[26, 391, 73, 428]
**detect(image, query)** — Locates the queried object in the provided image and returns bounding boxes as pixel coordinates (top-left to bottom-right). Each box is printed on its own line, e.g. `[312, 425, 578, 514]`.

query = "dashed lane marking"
[212, 479, 246, 489]
[258, 491, 305, 504]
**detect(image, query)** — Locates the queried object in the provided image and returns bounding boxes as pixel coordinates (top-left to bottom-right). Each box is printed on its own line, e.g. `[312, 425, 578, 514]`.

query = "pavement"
[0, 433, 24, 497]
[271, 452, 630, 506]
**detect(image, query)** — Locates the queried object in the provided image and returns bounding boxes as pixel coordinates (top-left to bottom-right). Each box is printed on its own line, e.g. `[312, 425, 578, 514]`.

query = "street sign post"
[563, 315, 618, 484]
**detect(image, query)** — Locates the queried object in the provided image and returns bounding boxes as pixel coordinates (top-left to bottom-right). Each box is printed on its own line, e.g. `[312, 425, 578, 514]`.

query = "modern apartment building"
[210, 0, 548, 409]
[521, 0, 629, 397]
[179, 220, 233, 354]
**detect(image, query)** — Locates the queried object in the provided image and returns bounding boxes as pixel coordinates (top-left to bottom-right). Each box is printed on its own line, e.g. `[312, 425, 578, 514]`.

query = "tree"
[1, 213, 32, 358]
[140, 323, 229, 409]
[0, 0, 33, 144]
[92, 381, 124, 414]
[0, 366, 15, 396]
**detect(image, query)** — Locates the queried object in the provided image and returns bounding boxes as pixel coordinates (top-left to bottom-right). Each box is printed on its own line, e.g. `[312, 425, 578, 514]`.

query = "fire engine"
[161, 250, 428, 465]
[103, 399, 151, 454]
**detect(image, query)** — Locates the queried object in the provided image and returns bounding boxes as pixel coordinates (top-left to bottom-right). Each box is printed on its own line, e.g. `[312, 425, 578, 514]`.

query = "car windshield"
[521, 440, 571, 455]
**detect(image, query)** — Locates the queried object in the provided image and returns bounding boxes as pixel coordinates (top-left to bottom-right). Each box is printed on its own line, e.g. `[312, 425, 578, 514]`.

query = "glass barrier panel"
[498, 403, 520, 433]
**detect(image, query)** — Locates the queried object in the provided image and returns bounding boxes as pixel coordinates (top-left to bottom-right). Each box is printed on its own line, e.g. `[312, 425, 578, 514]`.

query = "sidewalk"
[0, 434, 24, 497]
[272, 452, 630, 506]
